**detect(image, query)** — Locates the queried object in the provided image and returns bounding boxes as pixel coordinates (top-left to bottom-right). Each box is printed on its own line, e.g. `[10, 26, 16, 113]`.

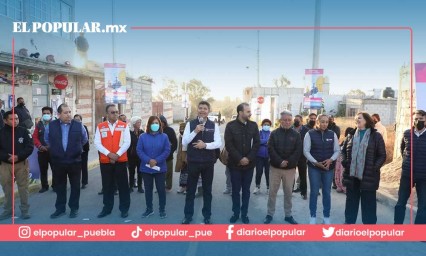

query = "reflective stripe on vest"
[98, 121, 128, 163]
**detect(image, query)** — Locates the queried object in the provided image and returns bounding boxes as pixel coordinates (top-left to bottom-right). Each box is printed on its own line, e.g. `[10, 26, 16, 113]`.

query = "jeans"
[230, 168, 254, 217]
[394, 175, 426, 224]
[345, 177, 377, 224]
[128, 159, 142, 188]
[255, 156, 270, 188]
[38, 151, 53, 189]
[142, 172, 166, 212]
[308, 166, 334, 218]
[184, 162, 214, 218]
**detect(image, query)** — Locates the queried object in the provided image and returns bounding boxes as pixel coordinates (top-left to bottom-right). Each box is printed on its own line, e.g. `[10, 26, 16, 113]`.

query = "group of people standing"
[0, 97, 425, 225]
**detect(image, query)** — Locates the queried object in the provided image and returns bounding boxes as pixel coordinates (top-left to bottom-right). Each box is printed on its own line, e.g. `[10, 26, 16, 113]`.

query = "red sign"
[54, 75, 68, 90]
[257, 96, 264, 104]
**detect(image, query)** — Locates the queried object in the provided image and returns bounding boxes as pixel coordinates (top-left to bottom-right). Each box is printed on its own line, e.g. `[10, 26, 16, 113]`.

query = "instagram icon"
[18, 226, 31, 239]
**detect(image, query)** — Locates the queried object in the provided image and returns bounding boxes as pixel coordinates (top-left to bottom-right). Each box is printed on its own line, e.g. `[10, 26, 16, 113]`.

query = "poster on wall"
[104, 63, 127, 104]
[416, 63, 426, 111]
[303, 69, 324, 110]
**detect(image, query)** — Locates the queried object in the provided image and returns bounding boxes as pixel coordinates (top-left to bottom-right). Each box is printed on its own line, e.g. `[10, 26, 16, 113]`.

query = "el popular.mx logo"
[322, 227, 335, 238]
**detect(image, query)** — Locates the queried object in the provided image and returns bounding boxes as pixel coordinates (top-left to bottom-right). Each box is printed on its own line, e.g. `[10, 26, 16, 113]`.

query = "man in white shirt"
[181, 101, 222, 224]
[94, 104, 131, 218]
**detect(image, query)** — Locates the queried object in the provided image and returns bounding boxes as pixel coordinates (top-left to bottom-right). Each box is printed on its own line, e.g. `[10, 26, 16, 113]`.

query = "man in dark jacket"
[33, 106, 54, 193]
[181, 101, 222, 224]
[45, 104, 88, 219]
[264, 111, 302, 224]
[225, 103, 260, 224]
[160, 115, 178, 192]
[15, 97, 33, 129]
[292, 114, 310, 198]
[394, 110, 426, 224]
[328, 115, 341, 140]
[0, 111, 34, 220]
[74, 114, 90, 189]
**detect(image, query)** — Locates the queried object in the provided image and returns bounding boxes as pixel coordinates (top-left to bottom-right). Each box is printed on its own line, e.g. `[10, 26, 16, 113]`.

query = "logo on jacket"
[18, 137, 24, 143]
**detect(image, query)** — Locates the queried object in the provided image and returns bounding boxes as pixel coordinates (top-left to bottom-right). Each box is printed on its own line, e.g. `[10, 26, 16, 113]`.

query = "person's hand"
[280, 160, 288, 168]
[239, 157, 250, 166]
[194, 124, 205, 133]
[314, 162, 326, 170]
[149, 159, 157, 167]
[322, 159, 332, 170]
[192, 140, 206, 149]
[39, 146, 48, 152]
[107, 153, 119, 161]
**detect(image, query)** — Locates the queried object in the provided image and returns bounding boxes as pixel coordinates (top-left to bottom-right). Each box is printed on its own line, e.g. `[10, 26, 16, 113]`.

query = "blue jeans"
[230, 168, 254, 217]
[308, 166, 334, 218]
[142, 172, 166, 212]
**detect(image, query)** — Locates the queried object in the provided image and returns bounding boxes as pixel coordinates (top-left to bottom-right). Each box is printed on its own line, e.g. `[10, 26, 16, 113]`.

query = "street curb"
[377, 188, 417, 215]
[0, 159, 100, 205]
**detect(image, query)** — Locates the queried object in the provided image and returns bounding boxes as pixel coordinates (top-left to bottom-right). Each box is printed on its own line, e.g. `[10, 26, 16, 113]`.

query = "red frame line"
[11, 26, 414, 225]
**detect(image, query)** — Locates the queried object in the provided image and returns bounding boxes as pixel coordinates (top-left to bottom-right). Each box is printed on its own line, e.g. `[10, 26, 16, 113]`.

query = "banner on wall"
[104, 63, 127, 104]
[303, 69, 324, 110]
[415, 63, 426, 111]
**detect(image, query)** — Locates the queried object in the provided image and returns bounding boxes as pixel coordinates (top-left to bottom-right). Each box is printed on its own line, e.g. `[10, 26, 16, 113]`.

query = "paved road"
[1, 125, 424, 255]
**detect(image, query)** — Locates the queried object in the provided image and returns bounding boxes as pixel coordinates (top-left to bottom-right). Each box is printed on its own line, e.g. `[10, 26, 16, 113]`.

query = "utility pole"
[312, 0, 321, 69]
[257, 30, 260, 87]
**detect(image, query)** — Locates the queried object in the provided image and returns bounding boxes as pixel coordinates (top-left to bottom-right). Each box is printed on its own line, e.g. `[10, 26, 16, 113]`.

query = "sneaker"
[177, 187, 186, 194]
[159, 211, 167, 219]
[182, 217, 192, 224]
[323, 217, 331, 224]
[0, 211, 12, 221]
[230, 215, 239, 223]
[241, 216, 250, 224]
[69, 209, 79, 218]
[141, 209, 154, 218]
[310, 217, 316, 224]
[284, 216, 298, 224]
[263, 215, 273, 224]
[253, 187, 261, 195]
[50, 210, 66, 219]
[223, 188, 231, 194]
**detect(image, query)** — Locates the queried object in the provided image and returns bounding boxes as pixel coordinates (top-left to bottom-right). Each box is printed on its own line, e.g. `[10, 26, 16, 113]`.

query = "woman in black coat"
[342, 112, 386, 224]
[128, 116, 144, 193]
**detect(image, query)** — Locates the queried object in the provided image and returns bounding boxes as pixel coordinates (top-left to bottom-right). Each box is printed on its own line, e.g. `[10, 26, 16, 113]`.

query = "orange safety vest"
[98, 121, 128, 164]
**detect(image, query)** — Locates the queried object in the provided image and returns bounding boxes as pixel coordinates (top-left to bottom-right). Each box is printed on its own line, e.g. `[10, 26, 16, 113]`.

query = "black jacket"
[268, 127, 302, 169]
[128, 129, 144, 162]
[0, 124, 34, 163]
[225, 119, 260, 170]
[15, 105, 33, 129]
[342, 128, 386, 190]
[83, 125, 90, 152]
[328, 123, 341, 140]
[0, 109, 5, 129]
[163, 126, 178, 160]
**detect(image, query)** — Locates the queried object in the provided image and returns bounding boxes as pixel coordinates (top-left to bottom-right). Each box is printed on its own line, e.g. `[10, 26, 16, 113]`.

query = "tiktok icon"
[131, 226, 143, 239]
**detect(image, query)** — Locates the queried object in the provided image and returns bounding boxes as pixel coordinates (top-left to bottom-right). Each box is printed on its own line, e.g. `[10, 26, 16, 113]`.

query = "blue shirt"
[45, 120, 88, 151]
[359, 129, 367, 142]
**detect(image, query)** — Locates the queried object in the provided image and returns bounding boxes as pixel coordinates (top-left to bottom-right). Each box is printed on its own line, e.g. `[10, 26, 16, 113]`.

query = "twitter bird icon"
[322, 227, 335, 238]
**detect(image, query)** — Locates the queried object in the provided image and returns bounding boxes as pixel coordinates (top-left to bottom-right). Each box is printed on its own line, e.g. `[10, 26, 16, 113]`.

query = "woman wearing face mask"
[175, 122, 188, 194]
[342, 112, 386, 224]
[136, 116, 171, 218]
[253, 119, 272, 195]
[127, 116, 144, 193]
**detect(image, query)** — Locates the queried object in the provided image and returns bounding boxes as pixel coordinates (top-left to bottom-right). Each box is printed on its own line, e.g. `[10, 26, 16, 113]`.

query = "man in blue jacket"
[395, 110, 426, 224]
[45, 104, 88, 219]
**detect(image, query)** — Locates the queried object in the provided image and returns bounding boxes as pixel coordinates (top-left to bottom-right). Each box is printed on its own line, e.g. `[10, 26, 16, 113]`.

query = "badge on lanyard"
[101, 131, 108, 138]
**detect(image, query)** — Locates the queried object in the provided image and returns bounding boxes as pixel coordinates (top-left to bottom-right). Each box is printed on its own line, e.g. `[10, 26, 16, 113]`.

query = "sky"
[75, 0, 426, 100]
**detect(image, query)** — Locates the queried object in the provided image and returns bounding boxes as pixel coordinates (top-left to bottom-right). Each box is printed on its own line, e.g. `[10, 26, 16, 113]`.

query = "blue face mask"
[42, 114, 51, 122]
[151, 123, 160, 132]
[262, 125, 270, 132]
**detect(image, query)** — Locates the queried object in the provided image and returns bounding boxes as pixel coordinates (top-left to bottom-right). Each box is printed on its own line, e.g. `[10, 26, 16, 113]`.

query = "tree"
[273, 75, 291, 88]
[159, 80, 180, 101]
[347, 89, 366, 98]
[183, 79, 212, 118]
